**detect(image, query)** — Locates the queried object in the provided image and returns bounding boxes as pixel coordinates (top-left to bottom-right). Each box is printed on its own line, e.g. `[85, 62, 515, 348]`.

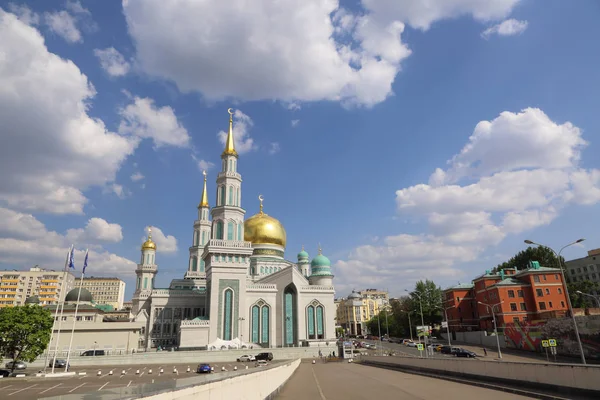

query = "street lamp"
[524, 239, 587, 365]
[406, 289, 428, 358]
[442, 305, 455, 346]
[478, 301, 504, 359]
[377, 311, 382, 356]
[238, 317, 245, 345]
[399, 309, 413, 341]
[576, 290, 600, 308]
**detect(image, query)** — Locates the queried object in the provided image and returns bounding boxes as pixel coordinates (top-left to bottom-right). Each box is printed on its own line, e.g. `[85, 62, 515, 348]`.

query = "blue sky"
[1, 0, 599, 300]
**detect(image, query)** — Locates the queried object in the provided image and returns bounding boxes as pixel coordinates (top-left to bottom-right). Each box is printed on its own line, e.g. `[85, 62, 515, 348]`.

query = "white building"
[131, 110, 336, 350]
[74, 277, 126, 310]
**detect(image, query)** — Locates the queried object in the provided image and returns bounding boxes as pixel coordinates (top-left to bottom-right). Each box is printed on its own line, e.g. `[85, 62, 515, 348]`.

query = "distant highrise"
[74, 277, 126, 309]
[0, 266, 75, 307]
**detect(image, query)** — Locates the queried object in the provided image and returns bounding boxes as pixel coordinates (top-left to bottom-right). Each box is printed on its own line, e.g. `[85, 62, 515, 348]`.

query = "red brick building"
[444, 261, 568, 332]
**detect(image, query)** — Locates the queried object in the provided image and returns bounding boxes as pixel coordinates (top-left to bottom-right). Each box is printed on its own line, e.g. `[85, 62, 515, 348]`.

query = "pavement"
[0, 360, 263, 400]
[277, 361, 534, 400]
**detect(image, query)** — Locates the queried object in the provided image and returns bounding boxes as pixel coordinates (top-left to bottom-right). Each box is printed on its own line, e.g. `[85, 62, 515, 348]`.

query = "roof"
[491, 277, 528, 287]
[515, 266, 561, 276]
[444, 283, 474, 291]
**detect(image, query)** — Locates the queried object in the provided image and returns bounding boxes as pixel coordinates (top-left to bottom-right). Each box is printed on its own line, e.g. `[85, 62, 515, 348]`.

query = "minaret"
[297, 245, 310, 277]
[210, 108, 245, 241]
[185, 171, 212, 279]
[309, 244, 334, 286]
[132, 227, 158, 314]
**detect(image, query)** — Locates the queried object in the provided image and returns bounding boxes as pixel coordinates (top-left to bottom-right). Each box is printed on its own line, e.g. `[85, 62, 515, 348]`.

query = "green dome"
[25, 295, 40, 304]
[298, 249, 309, 260]
[311, 254, 331, 268]
[65, 288, 93, 303]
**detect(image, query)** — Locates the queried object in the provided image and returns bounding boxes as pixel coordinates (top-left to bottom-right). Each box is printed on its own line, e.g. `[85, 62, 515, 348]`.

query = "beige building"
[0, 267, 75, 308]
[75, 277, 126, 309]
[335, 290, 387, 336]
[566, 248, 600, 284]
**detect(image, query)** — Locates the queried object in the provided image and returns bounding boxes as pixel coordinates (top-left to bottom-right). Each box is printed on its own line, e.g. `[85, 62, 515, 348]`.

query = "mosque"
[131, 109, 336, 350]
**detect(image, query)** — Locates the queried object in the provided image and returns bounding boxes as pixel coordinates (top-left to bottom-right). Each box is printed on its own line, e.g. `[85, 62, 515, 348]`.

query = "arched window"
[251, 305, 260, 342]
[194, 231, 199, 246]
[307, 306, 315, 339]
[228, 186, 233, 205]
[220, 186, 225, 206]
[143, 277, 148, 289]
[215, 221, 223, 239]
[261, 306, 270, 344]
[145, 254, 149, 264]
[316, 306, 324, 339]
[232, 160, 236, 173]
[201, 231, 206, 246]
[192, 257, 198, 272]
[237, 224, 242, 240]
[137, 277, 141, 290]
[237, 189, 241, 207]
[228, 159, 232, 171]
[227, 222, 234, 240]
[260, 266, 264, 274]
[223, 289, 233, 340]
[235, 187, 239, 206]
[200, 259, 205, 272]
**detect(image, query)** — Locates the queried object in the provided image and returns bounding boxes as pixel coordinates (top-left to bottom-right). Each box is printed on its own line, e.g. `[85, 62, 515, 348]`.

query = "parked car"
[440, 346, 461, 355]
[49, 359, 69, 368]
[255, 360, 268, 367]
[5, 361, 26, 370]
[0, 369, 11, 377]
[237, 355, 256, 362]
[196, 363, 212, 373]
[406, 342, 417, 347]
[255, 352, 273, 361]
[455, 349, 477, 358]
[81, 350, 105, 356]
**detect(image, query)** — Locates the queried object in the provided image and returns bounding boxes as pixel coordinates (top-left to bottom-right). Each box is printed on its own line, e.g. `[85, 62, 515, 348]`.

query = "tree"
[568, 280, 600, 308]
[0, 305, 54, 372]
[407, 280, 443, 328]
[495, 246, 562, 272]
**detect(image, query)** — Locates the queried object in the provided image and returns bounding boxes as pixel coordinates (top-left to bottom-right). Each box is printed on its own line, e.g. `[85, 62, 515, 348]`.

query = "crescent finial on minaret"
[258, 194, 264, 214]
[222, 108, 238, 157]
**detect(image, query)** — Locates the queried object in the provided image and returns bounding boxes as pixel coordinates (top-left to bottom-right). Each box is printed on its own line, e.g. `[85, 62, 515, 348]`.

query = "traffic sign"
[417, 344, 424, 351]
[542, 340, 549, 348]
[549, 339, 557, 347]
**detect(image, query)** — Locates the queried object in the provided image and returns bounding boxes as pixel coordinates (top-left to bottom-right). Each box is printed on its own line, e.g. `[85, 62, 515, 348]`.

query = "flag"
[68, 246, 75, 270]
[82, 250, 89, 274]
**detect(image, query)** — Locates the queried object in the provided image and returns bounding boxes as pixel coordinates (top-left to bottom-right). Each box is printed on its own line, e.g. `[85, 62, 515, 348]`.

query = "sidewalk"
[451, 341, 586, 364]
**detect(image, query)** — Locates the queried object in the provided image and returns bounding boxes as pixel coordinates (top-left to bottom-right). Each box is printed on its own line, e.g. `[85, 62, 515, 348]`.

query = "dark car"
[440, 346, 461, 355]
[0, 369, 10, 377]
[255, 352, 273, 361]
[81, 350, 105, 356]
[455, 349, 477, 358]
[49, 359, 69, 368]
[196, 363, 212, 373]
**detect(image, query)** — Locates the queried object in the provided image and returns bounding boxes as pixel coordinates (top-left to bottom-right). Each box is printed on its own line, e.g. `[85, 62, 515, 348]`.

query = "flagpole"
[51, 245, 73, 374]
[65, 250, 87, 371]
[43, 247, 70, 373]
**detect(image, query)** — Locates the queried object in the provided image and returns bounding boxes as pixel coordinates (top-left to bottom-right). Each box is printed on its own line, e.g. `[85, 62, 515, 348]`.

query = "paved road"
[0, 360, 259, 400]
[277, 361, 534, 400]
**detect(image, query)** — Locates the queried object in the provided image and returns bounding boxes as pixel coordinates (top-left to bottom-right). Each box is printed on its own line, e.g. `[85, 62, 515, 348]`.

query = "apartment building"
[444, 261, 568, 332]
[0, 267, 75, 308]
[565, 248, 600, 284]
[336, 289, 387, 336]
[74, 277, 126, 310]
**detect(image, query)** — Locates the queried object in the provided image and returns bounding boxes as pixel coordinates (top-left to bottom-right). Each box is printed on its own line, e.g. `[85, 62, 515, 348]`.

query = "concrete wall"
[443, 331, 507, 348]
[361, 356, 600, 394]
[31, 344, 337, 368]
[142, 359, 300, 400]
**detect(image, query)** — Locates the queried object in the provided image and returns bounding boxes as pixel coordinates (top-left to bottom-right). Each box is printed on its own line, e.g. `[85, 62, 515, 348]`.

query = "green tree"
[0, 305, 53, 372]
[495, 246, 562, 272]
[568, 280, 600, 308]
[407, 280, 443, 329]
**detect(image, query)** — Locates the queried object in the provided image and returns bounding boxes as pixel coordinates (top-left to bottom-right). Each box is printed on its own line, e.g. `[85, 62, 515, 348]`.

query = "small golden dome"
[141, 227, 157, 251]
[244, 195, 286, 248]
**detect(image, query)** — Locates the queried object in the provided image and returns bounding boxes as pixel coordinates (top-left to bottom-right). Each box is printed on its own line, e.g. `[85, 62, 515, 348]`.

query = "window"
[520, 302, 527, 311]
[545, 288, 550, 295]
[222, 289, 233, 340]
[558, 288, 562, 294]
[539, 302, 547, 310]
[534, 275, 540, 283]
[510, 303, 517, 311]
[228, 186, 233, 205]
[543, 275, 547, 281]
[518, 290, 524, 297]
[549, 301, 553, 308]
[561, 301, 565, 307]
[513, 317, 520, 322]
[219, 186, 225, 206]
[536, 289, 543, 297]
[227, 222, 234, 240]
[508, 290, 515, 298]
[554, 274, 559, 280]
[215, 221, 224, 239]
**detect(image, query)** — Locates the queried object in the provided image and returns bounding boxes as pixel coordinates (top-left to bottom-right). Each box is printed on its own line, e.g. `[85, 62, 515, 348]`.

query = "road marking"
[139, 372, 145, 377]
[311, 367, 326, 400]
[98, 382, 109, 391]
[8, 383, 37, 396]
[127, 380, 132, 387]
[1, 385, 13, 389]
[69, 383, 86, 393]
[39, 383, 62, 394]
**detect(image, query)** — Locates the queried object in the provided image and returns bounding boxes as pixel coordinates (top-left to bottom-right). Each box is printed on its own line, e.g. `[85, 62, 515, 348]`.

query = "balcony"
[217, 171, 241, 180]
[208, 239, 252, 248]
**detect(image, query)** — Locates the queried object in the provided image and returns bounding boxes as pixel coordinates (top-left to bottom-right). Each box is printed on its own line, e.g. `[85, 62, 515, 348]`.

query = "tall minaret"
[132, 227, 158, 314]
[185, 171, 212, 280]
[297, 245, 310, 277]
[210, 108, 245, 241]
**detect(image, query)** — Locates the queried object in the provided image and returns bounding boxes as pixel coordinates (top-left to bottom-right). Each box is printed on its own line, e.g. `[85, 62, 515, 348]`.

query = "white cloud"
[119, 97, 190, 148]
[198, 159, 214, 171]
[142, 226, 178, 254]
[65, 0, 91, 16]
[7, 3, 39, 26]
[291, 119, 300, 128]
[44, 10, 81, 43]
[217, 110, 256, 154]
[482, 19, 528, 39]
[123, 0, 521, 107]
[66, 217, 124, 244]
[335, 108, 600, 292]
[130, 172, 144, 182]
[94, 47, 130, 77]
[0, 11, 137, 214]
[268, 143, 281, 155]
[287, 103, 301, 111]
[0, 207, 136, 276]
[104, 183, 130, 199]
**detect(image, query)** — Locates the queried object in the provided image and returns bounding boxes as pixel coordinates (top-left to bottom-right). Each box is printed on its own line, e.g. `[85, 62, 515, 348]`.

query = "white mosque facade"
[131, 110, 336, 350]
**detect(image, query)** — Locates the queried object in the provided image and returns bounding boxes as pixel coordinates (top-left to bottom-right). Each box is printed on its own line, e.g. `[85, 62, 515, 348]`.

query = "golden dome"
[244, 196, 286, 248]
[141, 228, 157, 251]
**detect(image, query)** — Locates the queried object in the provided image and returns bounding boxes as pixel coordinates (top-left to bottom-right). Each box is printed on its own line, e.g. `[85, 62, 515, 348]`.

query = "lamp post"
[443, 305, 455, 346]
[399, 309, 413, 341]
[377, 311, 382, 356]
[524, 239, 587, 365]
[576, 290, 600, 308]
[406, 289, 428, 358]
[478, 301, 504, 359]
[238, 317, 245, 345]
